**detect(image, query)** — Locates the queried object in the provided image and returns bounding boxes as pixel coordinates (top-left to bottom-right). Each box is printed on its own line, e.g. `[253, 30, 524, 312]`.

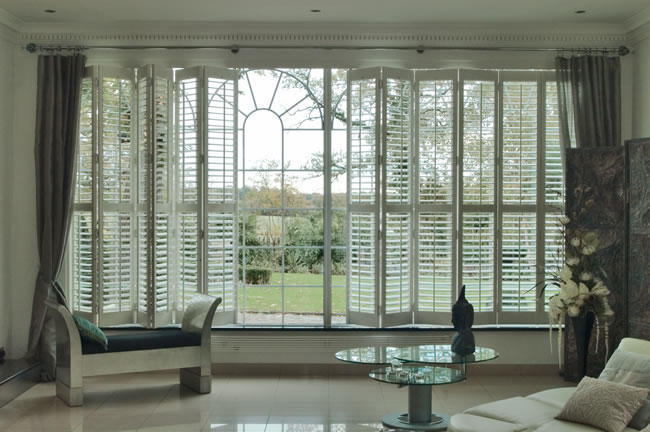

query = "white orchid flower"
[582, 245, 596, 255]
[559, 216, 570, 225]
[579, 272, 592, 281]
[562, 280, 579, 299]
[566, 257, 580, 266]
[567, 305, 581, 317]
[559, 264, 573, 282]
[570, 237, 581, 247]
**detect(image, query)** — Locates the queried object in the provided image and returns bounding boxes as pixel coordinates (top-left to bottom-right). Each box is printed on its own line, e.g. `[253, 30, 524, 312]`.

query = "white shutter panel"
[381, 68, 413, 326]
[135, 65, 173, 327]
[544, 78, 564, 308]
[175, 67, 202, 313]
[347, 67, 381, 326]
[499, 73, 538, 322]
[71, 70, 95, 319]
[414, 70, 457, 324]
[97, 67, 136, 326]
[459, 70, 497, 324]
[204, 67, 237, 325]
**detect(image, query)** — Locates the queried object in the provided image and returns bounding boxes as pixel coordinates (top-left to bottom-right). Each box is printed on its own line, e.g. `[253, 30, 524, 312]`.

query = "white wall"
[7, 49, 38, 358]
[0, 35, 15, 355]
[633, 33, 650, 138]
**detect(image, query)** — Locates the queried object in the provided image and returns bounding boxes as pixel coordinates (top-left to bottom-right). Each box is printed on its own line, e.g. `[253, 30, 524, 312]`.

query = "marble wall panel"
[628, 138, 650, 341]
[564, 148, 627, 381]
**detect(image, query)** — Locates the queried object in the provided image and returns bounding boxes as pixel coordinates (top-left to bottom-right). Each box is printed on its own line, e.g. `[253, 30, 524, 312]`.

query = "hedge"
[238, 267, 272, 285]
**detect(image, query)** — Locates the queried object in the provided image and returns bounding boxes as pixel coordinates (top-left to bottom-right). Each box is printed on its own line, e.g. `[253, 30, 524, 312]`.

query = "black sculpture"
[451, 285, 475, 356]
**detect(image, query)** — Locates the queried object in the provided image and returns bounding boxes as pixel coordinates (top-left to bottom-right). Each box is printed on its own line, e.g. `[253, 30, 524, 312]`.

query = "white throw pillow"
[599, 349, 650, 430]
[555, 376, 647, 432]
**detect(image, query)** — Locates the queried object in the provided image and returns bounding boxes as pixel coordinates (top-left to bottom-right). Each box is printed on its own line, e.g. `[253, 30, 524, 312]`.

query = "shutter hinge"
[378, 154, 383, 165]
[94, 153, 99, 164]
[200, 229, 205, 240]
[378, 229, 383, 240]
[200, 154, 205, 164]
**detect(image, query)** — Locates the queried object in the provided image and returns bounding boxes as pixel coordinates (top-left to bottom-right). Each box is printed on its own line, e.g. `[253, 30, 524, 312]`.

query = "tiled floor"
[0, 371, 570, 432]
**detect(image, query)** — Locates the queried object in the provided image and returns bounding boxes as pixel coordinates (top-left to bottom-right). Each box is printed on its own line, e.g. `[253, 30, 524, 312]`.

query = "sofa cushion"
[555, 376, 648, 432]
[600, 350, 650, 430]
[527, 387, 577, 409]
[82, 329, 201, 355]
[72, 315, 108, 351]
[464, 396, 561, 428]
[537, 419, 638, 432]
[448, 413, 527, 432]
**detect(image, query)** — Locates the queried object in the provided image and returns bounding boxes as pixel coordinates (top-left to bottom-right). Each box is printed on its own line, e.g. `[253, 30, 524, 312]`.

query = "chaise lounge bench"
[46, 294, 221, 406]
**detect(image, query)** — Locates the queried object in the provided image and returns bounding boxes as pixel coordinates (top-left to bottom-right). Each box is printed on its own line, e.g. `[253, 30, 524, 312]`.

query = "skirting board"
[210, 363, 560, 376]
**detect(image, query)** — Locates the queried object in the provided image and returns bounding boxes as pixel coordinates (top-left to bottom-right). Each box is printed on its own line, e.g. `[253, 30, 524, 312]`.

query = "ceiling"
[0, 0, 648, 26]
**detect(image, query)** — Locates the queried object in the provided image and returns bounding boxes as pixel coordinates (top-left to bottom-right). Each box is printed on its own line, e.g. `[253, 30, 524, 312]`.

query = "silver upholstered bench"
[46, 294, 221, 406]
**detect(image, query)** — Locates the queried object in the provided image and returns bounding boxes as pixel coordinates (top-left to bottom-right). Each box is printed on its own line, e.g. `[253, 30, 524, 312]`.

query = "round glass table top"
[369, 365, 466, 386]
[335, 346, 409, 365]
[392, 345, 499, 365]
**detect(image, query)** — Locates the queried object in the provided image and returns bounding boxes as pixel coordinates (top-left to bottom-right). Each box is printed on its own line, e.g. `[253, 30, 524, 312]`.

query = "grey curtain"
[555, 55, 621, 149]
[26, 54, 86, 381]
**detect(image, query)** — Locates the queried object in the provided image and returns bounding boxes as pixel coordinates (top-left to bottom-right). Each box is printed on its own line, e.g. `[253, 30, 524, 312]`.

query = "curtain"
[26, 54, 86, 381]
[555, 55, 621, 149]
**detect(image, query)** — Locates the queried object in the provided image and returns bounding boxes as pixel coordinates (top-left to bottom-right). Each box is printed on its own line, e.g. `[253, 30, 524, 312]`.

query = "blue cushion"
[82, 329, 201, 355]
[72, 315, 108, 351]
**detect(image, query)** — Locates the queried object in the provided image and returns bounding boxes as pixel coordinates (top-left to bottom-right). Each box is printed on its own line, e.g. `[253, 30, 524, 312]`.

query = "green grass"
[239, 272, 346, 314]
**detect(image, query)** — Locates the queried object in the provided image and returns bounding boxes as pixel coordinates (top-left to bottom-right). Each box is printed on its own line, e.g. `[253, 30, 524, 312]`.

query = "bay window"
[69, 65, 564, 327]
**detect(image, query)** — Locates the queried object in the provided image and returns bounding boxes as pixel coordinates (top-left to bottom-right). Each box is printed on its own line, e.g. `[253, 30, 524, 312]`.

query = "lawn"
[238, 272, 346, 314]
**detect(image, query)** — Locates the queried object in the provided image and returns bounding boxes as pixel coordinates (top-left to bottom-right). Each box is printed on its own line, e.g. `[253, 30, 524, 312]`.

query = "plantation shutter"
[203, 67, 238, 325]
[70, 68, 96, 320]
[498, 72, 539, 323]
[347, 68, 381, 326]
[96, 67, 137, 326]
[175, 67, 203, 315]
[458, 70, 497, 325]
[135, 65, 173, 327]
[414, 70, 457, 325]
[381, 68, 413, 326]
[543, 74, 564, 310]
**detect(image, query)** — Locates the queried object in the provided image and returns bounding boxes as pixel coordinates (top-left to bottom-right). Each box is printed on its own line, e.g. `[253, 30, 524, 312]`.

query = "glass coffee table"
[335, 345, 499, 432]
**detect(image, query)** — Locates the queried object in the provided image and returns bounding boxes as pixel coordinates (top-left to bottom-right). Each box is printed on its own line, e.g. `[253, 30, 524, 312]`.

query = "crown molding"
[625, 5, 650, 34]
[18, 21, 628, 49]
[627, 20, 650, 45]
[0, 8, 22, 44]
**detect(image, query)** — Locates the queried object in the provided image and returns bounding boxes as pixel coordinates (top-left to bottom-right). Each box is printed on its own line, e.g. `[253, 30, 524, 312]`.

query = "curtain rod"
[24, 43, 630, 56]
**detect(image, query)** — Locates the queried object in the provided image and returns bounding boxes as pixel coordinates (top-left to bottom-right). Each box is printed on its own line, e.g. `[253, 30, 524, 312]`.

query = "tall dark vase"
[569, 312, 595, 381]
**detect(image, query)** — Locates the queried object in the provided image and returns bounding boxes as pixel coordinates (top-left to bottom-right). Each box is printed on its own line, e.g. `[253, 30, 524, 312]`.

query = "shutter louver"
[417, 213, 453, 314]
[384, 213, 410, 316]
[175, 69, 202, 312]
[461, 213, 495, 315]
[501, 213, 537, 312]
[459, 71, 497, 323]
[135, 66, 173, 327]
[502, 82, 537, 205]
[499, 76, 539, 321]
[415, 71, 456, 323]
[98, 69, 136, 326]
[347, 68, 381, 326]
[71, 212, 93, 314]
[71, 75, 95, 318]
[381, 70, 413, 326]
[544, 81, 564, 307]
[205, 69, 238, 324]
[462, 79, 496, 205]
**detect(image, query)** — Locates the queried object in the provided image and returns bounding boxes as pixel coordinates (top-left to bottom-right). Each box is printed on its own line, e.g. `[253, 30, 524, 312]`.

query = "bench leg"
[56, 379, 83, 407]
[180, 367, 211, 394]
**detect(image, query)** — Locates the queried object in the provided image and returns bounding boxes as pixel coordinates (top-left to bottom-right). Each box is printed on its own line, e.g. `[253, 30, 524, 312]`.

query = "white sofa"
[449, 337, 650, 432]
[46, 294, 221, 406]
